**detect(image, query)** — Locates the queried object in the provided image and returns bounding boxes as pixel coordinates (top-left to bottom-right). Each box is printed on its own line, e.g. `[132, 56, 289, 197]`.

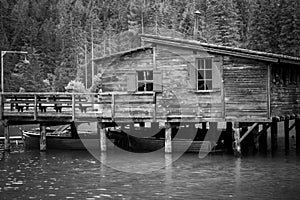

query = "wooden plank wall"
[153, 45, 223, 118]
[98, 45, 224, 120]
[223, 57, 268, 119]
[270, 64, 300, 117]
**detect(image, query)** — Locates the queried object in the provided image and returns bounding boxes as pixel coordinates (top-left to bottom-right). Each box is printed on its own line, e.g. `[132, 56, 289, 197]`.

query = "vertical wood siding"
[270, 64, 300, 117]
[223, 58, 268, 119]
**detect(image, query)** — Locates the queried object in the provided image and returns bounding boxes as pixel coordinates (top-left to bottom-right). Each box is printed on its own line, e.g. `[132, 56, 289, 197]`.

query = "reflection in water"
[165, 154, 173, 199]
[1, 150, 300, 199]
[234, 158, 241, 199]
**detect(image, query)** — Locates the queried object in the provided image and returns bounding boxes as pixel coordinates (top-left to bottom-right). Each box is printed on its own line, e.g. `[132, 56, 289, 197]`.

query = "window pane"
[206, 80, 212, 90]
[206, 70, 212, 79]
[206, 59, 212, 69]
[198, 59, 204, 69]
[198, 80, 205, 90]
[146, 71, 153, 80]
[198, 70, 204, 80]
[137, 71, 144, 81]
[138, 82, 145, 91]
[146, 83, 153, 91]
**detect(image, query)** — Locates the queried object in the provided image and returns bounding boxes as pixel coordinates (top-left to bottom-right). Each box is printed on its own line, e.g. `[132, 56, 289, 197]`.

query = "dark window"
[197, 59, 213, 91]
[137, 71, 153, 92]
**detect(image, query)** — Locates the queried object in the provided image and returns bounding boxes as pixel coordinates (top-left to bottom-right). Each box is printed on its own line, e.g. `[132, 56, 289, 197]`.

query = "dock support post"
[98, 122, 107, 152]
[165, 122, 172, 154]
[225, 122, 233, 154]
[40, 124, 46, 151]
[259, 124, 268, 153]
[296, 116, 300, 152]
[4, 121, 10, 151]
[271, 121, 278, 152]
[284, 118, 290, 153]
[233, 123, 241, 157]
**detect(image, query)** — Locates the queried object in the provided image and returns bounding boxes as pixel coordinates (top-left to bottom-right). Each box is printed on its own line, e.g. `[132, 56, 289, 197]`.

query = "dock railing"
[0, 92, 157, 121]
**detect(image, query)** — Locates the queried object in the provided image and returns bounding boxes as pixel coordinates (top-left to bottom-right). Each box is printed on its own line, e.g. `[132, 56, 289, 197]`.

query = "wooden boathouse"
[1, 34, 300, 155]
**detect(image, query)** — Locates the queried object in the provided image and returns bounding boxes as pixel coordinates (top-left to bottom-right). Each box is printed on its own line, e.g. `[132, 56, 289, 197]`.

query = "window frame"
[136, 70, 154, 92]
[196, 58, 213, 92]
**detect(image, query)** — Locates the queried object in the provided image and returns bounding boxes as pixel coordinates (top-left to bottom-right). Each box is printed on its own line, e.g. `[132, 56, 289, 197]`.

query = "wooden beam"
[225, 122, 233, 154]
[165, 122, 172, 154]
[289, 122, 296, 132]
[111, 94, 115, 120]
[72, 94, 75, 121]
[271, 121, 278, 152]
[152, 44, 157, 70]
[239, 123, 258, 143]
[153, 92, 156, 122]
[272, 116, 281, 122]
[296, 117, 300, 152]
[233, 127, 241, 157]
[259, 124, 268, 153]
[284, 119, 290, 152]
[98, 122, 107, 152]
[267, 65, 271, 119]
[34, 95, 38, 120]
[0, 94, 3, 120]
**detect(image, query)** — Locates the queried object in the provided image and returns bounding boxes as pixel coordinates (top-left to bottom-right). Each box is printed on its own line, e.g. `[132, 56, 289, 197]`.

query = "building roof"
[93, 34, 300, 65]
[141, 34, 300, 65]
[93, 46, 152, 62]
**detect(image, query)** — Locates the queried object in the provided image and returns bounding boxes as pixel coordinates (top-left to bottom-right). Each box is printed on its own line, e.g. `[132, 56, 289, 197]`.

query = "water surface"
[1, 148, 300, 200]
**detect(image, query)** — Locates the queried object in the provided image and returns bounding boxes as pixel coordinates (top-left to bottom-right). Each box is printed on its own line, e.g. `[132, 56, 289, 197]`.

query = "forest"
[0, 0, 300, 93]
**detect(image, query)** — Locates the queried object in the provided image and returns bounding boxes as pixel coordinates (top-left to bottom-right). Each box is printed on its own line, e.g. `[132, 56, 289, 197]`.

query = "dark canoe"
[107, 130, 216, 153]
[23, 133, 100, 150]
[22, 125, 114, 150]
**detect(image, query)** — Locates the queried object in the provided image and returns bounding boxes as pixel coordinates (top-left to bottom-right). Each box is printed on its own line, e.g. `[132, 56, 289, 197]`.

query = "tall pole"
[1, 51, 4, 93]
[85, 38, 88, 89]
[91, 24, 95, 86]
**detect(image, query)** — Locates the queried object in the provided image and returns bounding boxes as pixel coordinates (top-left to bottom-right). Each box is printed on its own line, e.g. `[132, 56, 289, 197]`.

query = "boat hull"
[24, 136, 100, 150]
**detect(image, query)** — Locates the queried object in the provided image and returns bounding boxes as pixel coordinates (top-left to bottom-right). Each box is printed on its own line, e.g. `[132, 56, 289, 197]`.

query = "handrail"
[0, 92, 158, 121]
[1, 91, 155, 96]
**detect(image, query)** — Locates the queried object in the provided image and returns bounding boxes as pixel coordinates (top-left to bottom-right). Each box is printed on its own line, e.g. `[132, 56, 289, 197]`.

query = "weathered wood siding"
[97, 45, 224, 120]
[223, 58, 268, 119]
[270, 64, 300, 117]
[155, 45, 223, 119]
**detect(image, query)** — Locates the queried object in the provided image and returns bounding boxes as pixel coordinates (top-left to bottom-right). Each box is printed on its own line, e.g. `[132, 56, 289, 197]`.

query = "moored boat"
[23, 125, 222, 153]
[22, 125, 102, 150]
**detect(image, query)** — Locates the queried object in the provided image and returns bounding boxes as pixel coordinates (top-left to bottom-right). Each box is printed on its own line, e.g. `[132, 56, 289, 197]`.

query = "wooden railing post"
[72, 94, 75, 121]
[0, 93, 3, 120]
[111, 94, 115, 120]
[34, 95, 37, 120]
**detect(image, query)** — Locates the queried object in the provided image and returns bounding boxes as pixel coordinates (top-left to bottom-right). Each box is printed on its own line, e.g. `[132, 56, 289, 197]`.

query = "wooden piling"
[271, 121, 278, 152]
[296, 116, 300, 152]
[40, 124, 46, 151]
[98, 122, 107, 152]
[225, 122, 233, 154]
[284, 118, 290, 152]
[233, 123, 241, 157]
[259, 124, 268, 153]
[4, 122, 10, 151]
[165, 122, 172, 154]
